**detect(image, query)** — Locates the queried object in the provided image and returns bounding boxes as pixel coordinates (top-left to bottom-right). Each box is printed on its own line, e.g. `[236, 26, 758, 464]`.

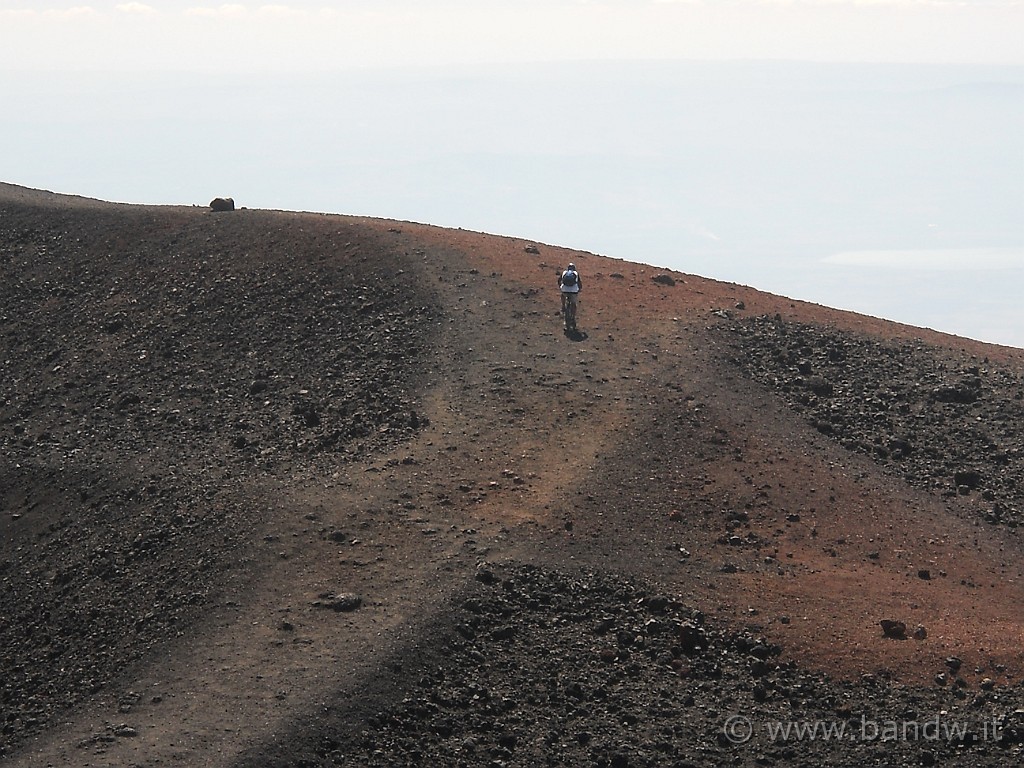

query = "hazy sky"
[2, 1, 1024, 71]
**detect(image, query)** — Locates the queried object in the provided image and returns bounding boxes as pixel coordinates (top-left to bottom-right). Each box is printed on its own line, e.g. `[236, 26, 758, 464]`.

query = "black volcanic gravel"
[722, 316, 1024, 527]
[0, 200, 440, 755]
[237, 562, 1024, 768]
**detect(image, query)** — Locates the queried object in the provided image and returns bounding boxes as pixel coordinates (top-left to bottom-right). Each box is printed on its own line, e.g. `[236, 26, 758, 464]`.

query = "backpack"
[562, 270, 578, 286]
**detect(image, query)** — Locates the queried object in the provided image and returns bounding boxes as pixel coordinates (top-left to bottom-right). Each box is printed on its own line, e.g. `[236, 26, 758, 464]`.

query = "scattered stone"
[913, 625, 928, 640]
[490, 625, 516, 641]
[313, 593, 362, 612]
[209, 196, 235, 212]
[880, 619, 907, 639]
[804, 375, 834, 396]
[678, 622, 707, 655]
[933, 381, 980, 404]
[474, 569, 499, 585]
[954, 470, 983, 490]
[645, 595, 671, 614]
[651, 274, 675, 286]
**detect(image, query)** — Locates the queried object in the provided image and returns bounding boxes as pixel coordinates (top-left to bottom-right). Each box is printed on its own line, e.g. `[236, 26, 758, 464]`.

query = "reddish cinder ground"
[3, 185, 1023, 766]
[406, 223, 1024, 686]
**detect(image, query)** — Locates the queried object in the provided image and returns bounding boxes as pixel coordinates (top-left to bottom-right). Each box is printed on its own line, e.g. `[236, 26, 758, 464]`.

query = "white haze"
[2, 60, 1022, 347]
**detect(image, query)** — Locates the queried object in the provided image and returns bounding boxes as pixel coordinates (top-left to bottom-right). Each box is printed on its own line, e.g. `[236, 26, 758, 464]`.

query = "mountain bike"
[563, 293, 578, 331]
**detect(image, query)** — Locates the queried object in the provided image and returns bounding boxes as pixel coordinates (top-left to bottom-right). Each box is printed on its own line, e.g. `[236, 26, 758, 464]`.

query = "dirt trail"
[8, 215, 650, 767]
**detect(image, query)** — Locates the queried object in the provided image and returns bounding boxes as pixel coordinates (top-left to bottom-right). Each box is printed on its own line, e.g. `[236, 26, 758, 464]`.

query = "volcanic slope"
[3, 183, 1024, 768]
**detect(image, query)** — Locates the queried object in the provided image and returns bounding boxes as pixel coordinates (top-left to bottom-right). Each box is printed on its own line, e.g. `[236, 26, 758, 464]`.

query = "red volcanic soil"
[2, 183, 1024, 767]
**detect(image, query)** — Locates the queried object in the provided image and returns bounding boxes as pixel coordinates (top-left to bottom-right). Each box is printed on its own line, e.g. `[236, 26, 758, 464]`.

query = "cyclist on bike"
[558, 263, 582, 329]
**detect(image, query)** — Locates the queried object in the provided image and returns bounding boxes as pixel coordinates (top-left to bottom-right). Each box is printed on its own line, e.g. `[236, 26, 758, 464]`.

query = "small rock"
[749, 643, 772, 660]
[594, 617, 616, 635]
[313, 593, 362, 612]
[645, 595, 671, 614]
[804, 375, 834, 396]
[209, 196, 235, 212]
[651, 274, 675, 286]
[954, 470, 983, 490]
[475, 569, 499, 585]
[918, 569, 931, 580]
[880, 619, 907, 639]
[678, 622, 707, 655]
[913, 625, 928, 640]
[490, 625, 516, 641]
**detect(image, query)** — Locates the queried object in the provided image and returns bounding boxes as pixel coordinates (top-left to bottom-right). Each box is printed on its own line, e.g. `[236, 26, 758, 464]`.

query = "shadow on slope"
[0, 190, 440, 755]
